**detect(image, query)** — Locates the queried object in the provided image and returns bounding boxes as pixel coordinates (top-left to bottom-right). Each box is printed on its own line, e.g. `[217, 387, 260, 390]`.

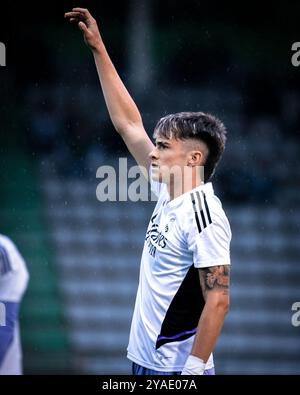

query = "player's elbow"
[216, 297, 230, 316]
[114, 118, 143, 136]
[222, 298, 230, 315]
[206, 292, 230, 315]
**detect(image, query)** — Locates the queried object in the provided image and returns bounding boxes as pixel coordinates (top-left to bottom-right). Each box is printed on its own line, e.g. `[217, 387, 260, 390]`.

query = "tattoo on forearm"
[200, 265, 230, 294]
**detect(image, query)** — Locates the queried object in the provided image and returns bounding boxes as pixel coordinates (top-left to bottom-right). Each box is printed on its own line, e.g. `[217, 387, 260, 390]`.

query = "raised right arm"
[65, 7, 154, 170]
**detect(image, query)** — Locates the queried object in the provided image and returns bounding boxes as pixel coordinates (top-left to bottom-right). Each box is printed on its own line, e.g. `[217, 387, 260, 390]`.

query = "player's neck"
[167, 171, 204, 201]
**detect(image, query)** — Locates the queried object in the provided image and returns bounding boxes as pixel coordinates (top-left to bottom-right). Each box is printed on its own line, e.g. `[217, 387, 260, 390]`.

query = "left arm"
[182, 265, 230, 374]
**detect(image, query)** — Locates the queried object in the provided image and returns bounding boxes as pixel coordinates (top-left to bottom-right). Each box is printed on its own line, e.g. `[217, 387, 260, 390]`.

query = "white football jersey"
[127, 180, 231, 372]
[0, 235, 29, 375]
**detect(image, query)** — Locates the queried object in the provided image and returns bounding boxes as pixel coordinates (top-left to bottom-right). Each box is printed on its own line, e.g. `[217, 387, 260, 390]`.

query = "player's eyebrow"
[155, 139, 171, 146]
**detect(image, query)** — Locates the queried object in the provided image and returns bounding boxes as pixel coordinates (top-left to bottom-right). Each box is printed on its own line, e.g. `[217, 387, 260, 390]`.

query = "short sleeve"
[186, 208, 231, 269]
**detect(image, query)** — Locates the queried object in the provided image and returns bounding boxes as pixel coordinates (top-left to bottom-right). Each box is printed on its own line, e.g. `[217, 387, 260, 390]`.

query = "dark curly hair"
[153, 111, 227, 182]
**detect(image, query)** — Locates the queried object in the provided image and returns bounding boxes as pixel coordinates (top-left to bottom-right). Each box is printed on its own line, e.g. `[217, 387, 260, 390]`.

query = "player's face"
[149, 137, 189, 183]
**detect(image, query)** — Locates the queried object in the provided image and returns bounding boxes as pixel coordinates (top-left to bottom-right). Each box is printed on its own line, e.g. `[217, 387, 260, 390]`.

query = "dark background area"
[1, 0, 300, 203]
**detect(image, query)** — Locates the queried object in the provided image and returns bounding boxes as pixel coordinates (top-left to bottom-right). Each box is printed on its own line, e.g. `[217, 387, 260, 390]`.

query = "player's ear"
[187, 150, 203, 167]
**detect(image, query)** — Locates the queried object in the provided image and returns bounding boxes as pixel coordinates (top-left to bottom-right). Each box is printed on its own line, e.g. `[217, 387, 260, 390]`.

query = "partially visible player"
[0, 234, 29, 375]
[65, 8, 231, 375]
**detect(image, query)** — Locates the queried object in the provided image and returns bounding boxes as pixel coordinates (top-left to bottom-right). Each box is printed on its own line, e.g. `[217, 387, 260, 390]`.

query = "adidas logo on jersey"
[190, 190, 212, 233]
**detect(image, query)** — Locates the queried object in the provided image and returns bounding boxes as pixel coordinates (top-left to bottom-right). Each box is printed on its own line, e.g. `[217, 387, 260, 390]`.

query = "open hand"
[64, 8, 102, 51]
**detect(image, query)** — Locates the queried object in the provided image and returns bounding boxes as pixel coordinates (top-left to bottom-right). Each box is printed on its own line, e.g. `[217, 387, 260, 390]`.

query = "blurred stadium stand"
[39, 160, 300, 374]
[0, 151, 71, 373]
